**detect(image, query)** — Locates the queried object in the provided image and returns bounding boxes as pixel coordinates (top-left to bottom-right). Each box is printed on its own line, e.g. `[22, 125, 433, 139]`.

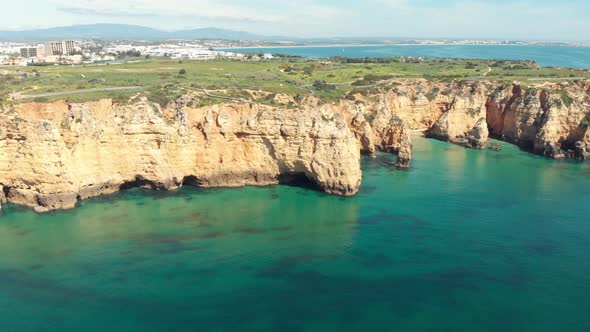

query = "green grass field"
[1, 56, 589, 107]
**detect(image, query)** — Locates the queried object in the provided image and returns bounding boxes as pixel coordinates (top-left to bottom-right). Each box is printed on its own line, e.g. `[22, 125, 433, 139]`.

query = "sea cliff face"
[0, 99, 362, 212]
[336, 79, 589, 159]
[1, 79, 589, 212]
[486, 84, 590, 159]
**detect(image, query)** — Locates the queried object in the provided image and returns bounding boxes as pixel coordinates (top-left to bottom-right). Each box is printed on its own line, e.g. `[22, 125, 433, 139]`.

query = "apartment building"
[19, 45, 45, 58]
[20, 47, 38, 58]
[45, 40, 75, 56]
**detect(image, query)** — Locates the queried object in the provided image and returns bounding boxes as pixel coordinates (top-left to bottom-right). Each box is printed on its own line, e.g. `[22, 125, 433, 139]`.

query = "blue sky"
[3, 0, 589, 41]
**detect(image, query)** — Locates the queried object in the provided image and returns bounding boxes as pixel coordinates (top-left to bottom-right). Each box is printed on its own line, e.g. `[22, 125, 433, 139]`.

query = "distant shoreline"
[220, 43, 590, 50]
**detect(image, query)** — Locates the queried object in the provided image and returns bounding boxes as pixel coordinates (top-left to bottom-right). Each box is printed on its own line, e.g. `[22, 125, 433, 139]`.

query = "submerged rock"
[490, 144, 502, 151]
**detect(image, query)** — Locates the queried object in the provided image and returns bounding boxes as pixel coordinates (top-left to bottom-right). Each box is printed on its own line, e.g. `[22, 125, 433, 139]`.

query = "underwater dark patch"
[268, 226, 293, 232]
[526, 240, 559, 256]
[15, 229, 32, 236]
[359, 185, 377, 194]
[235, 227, 268, 234]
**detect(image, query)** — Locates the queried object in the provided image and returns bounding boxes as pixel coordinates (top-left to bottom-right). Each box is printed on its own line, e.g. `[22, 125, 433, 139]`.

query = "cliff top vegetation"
[1, 56, 589, 107]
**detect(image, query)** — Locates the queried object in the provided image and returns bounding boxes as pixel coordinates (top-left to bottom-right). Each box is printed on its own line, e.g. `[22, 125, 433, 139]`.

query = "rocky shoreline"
[1, 79, 589, 212]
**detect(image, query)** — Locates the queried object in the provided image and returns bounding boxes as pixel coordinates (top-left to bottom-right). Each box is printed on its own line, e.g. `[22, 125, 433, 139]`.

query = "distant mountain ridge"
[0, 24, 276, 41]
[2, 24, 582, 44]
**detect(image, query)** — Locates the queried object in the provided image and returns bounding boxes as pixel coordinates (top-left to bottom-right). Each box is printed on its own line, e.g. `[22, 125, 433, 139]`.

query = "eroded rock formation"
[487, 83, 590, 158]
[321, 94, 414, 168]
[0, 99, 362, 212]
[2, 79, 589, 212]
[0, 185, 5, 211]
[466, 118, 490, 150]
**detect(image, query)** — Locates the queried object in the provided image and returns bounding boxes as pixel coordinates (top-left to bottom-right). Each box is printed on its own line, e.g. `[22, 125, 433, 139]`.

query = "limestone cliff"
[316, 94, 414, 168]
[0, 184, 5, 211]
[0, 99, 362, 212]
[2, 79, 589, 212]
[487, 83, 590, 158]
[346, 79, 590, 159]
[428, 84, 488, 144]
[465, 118, 490, 150]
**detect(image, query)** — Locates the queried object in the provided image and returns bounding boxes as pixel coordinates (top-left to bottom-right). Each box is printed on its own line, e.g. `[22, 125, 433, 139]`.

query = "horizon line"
[0, 23, 588, 44]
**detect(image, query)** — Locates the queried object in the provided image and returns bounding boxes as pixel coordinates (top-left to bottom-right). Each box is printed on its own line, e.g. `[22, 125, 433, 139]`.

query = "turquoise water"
[2, 137, 590, 332]
[222, 45, 590, 68]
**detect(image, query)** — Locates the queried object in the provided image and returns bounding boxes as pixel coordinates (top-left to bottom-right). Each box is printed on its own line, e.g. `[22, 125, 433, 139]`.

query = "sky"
[2, 0, 589, 42]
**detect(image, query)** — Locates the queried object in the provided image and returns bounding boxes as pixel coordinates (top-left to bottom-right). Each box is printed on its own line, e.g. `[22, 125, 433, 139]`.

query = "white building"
[45, 40, 76, 56]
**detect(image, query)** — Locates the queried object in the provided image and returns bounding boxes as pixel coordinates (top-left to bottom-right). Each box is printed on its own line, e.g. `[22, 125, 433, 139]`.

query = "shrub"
[559, 90, 574, 107]
[312, 80, 336, 90]
[425, 87, 440, 101]
[147, 89, 171, 108]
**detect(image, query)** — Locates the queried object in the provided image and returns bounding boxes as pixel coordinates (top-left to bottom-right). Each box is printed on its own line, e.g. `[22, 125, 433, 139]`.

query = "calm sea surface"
[222, 45, 590, 68]
[2, 137, 590, 331]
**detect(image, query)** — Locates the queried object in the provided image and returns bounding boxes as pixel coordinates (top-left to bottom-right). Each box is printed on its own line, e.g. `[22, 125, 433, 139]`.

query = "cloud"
[58, 7, 156, 18]
[54, 0, 285, 23]
[8, 0, 586, 41]
[368, 0, 589, 41]
[380, 0, 410, 9]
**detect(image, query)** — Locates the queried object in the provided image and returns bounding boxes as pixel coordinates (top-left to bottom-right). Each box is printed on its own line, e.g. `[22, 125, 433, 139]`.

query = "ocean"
[221, 45, 590, 68]
[2, 137, 590, 331]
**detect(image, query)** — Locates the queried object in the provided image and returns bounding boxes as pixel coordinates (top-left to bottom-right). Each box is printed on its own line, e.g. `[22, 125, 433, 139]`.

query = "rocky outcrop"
[428, 83, 488, 143]
[301, 80, 589, 167]
[394, 125, 413, 169]
[351, 79, 590, 160]
[466, 118, 490, 150]
[574, 141, 590, 160]
[349, 112, 376, 156]
[380, 116, 412, 168]
[487, 83, 590, 158]
[2, 79, 589, 212]
[0, 99, 362, 212]
[328, 95, 414, 168]
[0, 185, 5, 211]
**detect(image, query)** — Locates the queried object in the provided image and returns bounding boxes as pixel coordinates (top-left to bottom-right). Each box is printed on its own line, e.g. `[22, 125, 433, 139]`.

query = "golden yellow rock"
[2, 79, 589, 212]
[0, 99, 362, 212]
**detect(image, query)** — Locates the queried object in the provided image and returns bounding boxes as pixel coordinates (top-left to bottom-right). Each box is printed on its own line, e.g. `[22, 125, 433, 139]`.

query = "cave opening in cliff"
[278, 172, 319, 191]
[182, 175, 203, 187]
[1, 185, 9, 199]
[120, 176, 159, 191]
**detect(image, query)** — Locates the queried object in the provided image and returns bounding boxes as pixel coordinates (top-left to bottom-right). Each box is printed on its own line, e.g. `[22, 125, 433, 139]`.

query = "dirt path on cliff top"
[11, 86, 144, 100]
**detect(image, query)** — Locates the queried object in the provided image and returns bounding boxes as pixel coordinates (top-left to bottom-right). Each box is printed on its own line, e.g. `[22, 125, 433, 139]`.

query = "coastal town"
[2, 36, 589, 67]
[0, 39, 264, 66]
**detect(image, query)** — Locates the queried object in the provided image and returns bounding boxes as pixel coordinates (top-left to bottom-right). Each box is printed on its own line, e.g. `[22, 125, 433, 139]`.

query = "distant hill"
[0, 24, 274, 41]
